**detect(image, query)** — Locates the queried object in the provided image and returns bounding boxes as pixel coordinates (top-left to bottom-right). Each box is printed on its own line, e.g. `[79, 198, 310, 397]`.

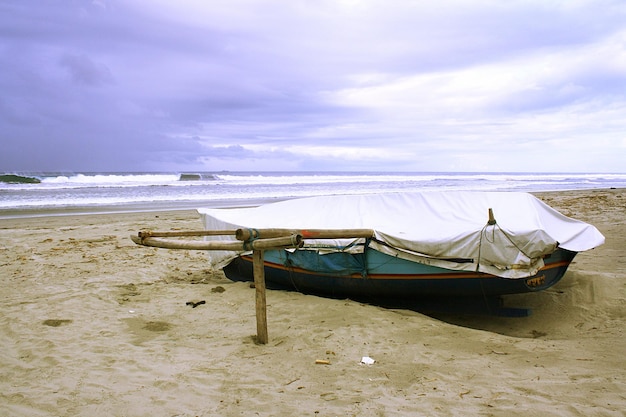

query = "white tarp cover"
[197, 191, 605, 279]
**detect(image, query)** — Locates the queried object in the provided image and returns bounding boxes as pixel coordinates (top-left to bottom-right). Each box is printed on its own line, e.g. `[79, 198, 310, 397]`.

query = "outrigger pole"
[132, 228, 374, 344]
[131, 229, 304, 344]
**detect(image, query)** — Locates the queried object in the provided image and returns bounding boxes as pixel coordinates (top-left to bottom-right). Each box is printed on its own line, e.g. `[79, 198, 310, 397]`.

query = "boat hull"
[223, 247, 577, 299]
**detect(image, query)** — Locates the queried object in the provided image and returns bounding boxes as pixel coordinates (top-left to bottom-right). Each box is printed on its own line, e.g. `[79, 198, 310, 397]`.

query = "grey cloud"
[1, 0, 625, 172]
[59, 53, 113, 86]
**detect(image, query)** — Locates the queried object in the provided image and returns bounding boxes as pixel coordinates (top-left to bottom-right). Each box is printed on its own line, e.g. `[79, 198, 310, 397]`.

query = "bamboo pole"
[253, 249, 268, 344]
[236, 228, 374, 241]
[136, 228, 374, 241]
[138, 230, 237, 238]
[130, 234, 302, 251]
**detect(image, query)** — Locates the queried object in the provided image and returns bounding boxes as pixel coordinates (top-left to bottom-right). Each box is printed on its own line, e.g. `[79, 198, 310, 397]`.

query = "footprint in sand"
[123, 317, 172, 345]
[42, 319, 73, 327]
[143, 321, 171, 332]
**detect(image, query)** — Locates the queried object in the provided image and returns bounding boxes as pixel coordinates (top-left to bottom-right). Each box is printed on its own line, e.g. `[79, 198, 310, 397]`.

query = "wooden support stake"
[253, 249, 268, 344]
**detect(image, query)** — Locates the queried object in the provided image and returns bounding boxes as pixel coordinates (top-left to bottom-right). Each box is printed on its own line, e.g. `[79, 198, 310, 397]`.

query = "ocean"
[1, 171, 625, 218]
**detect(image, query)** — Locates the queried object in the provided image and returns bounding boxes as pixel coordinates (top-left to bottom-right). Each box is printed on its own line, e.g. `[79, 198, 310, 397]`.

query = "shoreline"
[1, 187, 623, 220]
[0, 197, 288, 220]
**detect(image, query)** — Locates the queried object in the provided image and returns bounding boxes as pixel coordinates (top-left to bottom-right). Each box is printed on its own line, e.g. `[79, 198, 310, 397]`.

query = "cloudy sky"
[1, 0, 625, 172]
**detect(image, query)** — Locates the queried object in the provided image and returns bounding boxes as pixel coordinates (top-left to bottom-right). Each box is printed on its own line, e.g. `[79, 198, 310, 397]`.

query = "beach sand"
[0, 189, 624, 416]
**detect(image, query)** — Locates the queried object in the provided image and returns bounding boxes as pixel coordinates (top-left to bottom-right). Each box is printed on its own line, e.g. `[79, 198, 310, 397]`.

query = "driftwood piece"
[130, 234, 302, 251]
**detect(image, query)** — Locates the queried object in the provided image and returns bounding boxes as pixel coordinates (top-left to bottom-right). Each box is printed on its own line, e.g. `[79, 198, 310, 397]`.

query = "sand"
[0, 189, 624, 416]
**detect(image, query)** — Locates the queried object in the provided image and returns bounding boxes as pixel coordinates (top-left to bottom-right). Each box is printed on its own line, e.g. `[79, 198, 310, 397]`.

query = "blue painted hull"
[223, 247, 577, 299]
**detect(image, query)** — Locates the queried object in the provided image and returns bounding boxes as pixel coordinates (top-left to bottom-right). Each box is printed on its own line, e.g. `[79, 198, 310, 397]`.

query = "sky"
[1, 0, 625, 173]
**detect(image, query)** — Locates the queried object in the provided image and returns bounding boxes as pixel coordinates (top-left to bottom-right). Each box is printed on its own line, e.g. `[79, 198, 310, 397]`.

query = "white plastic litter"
[360, 356, 375, 365]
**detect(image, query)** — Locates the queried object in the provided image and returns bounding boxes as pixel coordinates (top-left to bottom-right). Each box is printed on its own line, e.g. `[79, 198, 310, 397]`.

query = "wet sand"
[0, 189, 624, 416]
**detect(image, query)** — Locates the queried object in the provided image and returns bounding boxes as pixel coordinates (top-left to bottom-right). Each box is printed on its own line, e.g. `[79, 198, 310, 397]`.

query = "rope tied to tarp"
[476, 208, 543, 273]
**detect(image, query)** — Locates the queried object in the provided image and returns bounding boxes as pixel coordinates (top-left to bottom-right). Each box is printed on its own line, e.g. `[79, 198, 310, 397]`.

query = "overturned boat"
[197, 192, 604, 300]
